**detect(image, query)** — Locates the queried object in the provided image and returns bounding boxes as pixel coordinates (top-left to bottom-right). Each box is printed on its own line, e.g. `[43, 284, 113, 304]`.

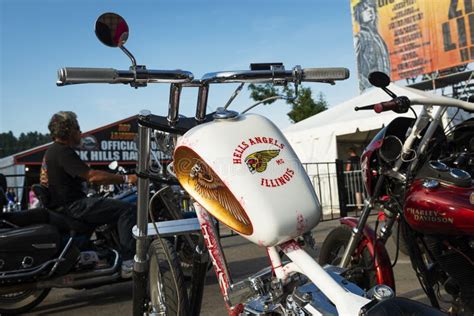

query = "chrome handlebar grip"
[56, 67, 120, 86]
[302, 67, 350, 82]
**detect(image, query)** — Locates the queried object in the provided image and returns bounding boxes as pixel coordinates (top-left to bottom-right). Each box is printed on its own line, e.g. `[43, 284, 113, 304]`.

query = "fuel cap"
[423, 179, 440, 189]
[367, 284, 395, 301]
[213, 107, 239, 120]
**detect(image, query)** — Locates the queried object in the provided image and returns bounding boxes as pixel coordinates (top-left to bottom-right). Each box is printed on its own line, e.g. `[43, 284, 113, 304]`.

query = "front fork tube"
[193, 203, 237, 315]
[133, 116, 151, 316]
[338, 202, 370, 268]
[339, 175, 386, 268]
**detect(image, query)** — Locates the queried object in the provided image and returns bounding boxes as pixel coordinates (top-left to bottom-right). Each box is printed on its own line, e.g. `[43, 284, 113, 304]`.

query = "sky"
[1, 0, 360, 136]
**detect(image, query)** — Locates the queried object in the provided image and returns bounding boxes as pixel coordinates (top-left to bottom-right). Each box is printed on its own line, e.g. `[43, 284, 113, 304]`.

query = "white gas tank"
[174, 113, 321, 246]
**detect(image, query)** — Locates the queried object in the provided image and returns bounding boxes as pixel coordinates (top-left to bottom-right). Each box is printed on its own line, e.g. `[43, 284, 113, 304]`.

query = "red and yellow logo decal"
[244, 150, 280, 174]
[232, 136, 295, 188]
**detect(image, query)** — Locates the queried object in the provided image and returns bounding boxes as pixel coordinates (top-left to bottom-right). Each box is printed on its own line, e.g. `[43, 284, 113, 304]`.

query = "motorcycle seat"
[364, 297, 446, 316]
[0, 207, 50, 227]
[0, 206, 91, 234]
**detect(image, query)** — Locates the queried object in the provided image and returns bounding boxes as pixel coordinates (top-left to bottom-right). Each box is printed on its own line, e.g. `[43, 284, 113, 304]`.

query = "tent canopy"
[283, 83, 457, 163]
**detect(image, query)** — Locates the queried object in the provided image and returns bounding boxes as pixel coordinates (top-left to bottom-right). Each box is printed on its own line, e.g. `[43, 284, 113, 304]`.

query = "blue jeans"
[65, 197, 136, 260]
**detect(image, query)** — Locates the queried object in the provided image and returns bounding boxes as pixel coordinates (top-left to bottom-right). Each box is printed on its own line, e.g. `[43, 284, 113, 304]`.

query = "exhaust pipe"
[0, 273, 121, 295]
[37, 273, 121, 289]
[0, 250, 121, 294]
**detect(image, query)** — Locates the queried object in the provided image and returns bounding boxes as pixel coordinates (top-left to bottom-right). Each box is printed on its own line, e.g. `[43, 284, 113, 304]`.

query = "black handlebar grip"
[302, 68, 350, 81]
[57, 67, 120, 86]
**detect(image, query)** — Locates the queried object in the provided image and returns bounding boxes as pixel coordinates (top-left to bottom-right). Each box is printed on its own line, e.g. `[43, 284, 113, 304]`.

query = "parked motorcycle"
[56, 13, 450, 316]
[0, 183, 131, 314]
[0, 162, 185, 315]
[319, 72, 474, 315]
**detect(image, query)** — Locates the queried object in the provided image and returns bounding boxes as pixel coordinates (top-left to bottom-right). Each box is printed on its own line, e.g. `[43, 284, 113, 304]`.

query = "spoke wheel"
[147, 239, 189, 316]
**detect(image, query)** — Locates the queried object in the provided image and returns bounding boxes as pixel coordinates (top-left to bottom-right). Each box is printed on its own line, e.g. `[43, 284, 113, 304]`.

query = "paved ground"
[25, 219, 430, 315]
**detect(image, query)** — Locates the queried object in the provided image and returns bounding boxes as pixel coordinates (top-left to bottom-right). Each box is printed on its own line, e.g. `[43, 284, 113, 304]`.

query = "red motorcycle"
[319, 72, 474, 315]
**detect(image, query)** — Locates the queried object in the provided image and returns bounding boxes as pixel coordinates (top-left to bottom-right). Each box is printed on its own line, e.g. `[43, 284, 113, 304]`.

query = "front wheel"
[0, 288, 50, 315]
[147, 238, 190, 316]
[319, 224, 377, 291]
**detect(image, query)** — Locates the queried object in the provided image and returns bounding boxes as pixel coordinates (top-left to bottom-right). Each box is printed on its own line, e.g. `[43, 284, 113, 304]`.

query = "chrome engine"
[228, 265, 367, 315]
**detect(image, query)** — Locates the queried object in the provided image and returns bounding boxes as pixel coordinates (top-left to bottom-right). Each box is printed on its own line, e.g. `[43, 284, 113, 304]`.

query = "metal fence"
[302, 161, 367, 221]
[344, 170, 367, 209]
[302, 162, 339, 220]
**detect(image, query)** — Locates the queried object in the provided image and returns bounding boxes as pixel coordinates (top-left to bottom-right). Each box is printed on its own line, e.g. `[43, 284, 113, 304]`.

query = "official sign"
[15, 116, 144, 165]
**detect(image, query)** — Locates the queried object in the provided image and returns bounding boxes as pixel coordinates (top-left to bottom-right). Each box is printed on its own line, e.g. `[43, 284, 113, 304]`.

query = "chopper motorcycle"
[55, 12, 452, 316]
[319, 72, 474, 315]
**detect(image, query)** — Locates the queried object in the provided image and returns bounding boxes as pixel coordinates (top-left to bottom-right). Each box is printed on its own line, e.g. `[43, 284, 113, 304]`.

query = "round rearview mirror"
[95, 12, 129, 47]
[368, 72, 391, 88]
[108, 160, 119, 171]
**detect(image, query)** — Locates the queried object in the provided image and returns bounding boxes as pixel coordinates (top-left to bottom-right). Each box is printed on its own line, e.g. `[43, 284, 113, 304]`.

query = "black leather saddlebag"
[0, 224, 61, 272]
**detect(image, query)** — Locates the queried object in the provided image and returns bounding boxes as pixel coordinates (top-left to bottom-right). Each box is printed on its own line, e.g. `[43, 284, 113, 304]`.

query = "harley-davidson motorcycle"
[0, 152, 191, 314]
[319, 72, 474, 315]
[54, 12, 453, 316]
[0, 181, 134, 314]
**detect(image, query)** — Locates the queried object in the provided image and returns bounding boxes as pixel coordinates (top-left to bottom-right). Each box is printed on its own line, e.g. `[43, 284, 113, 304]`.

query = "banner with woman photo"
[351, 0, 474, 92]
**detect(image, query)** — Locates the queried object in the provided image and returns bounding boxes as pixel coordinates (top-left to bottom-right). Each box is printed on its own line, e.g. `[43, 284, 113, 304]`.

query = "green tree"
[248, 83, 328, 123]
[0, 131, 50, 158]
[287, 89, 328, 123]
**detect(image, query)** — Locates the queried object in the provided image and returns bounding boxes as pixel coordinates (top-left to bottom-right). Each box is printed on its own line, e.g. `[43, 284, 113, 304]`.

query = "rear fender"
[340, 217, 396, 292]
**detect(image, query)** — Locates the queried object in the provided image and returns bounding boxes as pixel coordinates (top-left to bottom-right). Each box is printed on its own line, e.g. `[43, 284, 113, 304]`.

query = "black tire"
[147, 238, 190, 316]
[0, 288, 50, 315]
[319, 225, 377, 291]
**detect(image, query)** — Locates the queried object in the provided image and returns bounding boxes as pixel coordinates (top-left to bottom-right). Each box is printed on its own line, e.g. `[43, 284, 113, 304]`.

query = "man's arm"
[60, 147, 138, 186]
[81, 170, 138, 185]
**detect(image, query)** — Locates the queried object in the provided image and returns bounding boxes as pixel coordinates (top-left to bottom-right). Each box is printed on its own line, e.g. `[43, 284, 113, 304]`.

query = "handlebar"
[355, 95, 474, 113]
[57, 65, 350, 122]
[57, 66, 349, 86]
[355, 96, 410, 113]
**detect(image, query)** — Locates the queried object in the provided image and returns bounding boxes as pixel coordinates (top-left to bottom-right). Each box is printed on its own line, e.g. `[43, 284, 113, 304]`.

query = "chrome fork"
[338, 175, 386, 268]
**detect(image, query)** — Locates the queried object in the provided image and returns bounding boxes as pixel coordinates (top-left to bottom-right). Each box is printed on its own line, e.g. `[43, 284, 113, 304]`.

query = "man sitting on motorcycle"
[40, 111, 137, 278]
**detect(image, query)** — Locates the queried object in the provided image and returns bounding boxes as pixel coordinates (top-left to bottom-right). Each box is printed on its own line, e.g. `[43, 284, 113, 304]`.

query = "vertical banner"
[351, 0, 474, 92]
